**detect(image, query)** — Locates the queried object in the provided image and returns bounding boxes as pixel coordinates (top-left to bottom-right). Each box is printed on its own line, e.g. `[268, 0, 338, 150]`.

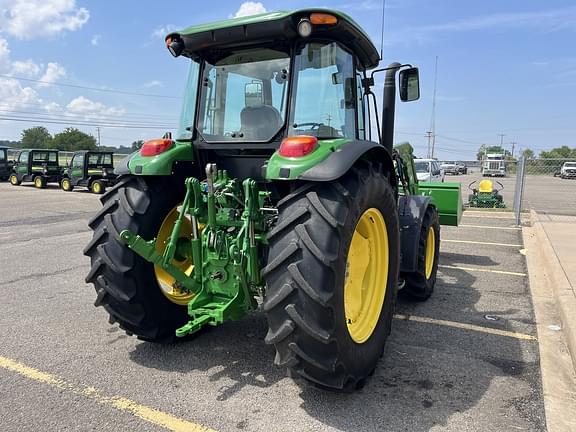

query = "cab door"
[17, 151, 29, 179]
[70, 153, 85, 184]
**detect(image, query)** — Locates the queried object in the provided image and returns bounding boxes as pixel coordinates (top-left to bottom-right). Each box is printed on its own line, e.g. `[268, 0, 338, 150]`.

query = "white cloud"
[151, 24, 178, 39]
[233, 1, 266, 18]
[91, 34, 101, 46]
[0, 76, 41, 111]
[11, 59, 41, 76]
[38, 62, 66, 86]
[0, 0, 90, 39]
[142, 80, 162, 88]
[66, 96, 125, 119]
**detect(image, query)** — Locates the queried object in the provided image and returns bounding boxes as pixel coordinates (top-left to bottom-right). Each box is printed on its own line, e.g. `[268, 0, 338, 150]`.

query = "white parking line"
[394, 314, 537, 341]
[443, 239, 523, 248]
[460, 224, 521, 230]
[439, 264, 527, 277]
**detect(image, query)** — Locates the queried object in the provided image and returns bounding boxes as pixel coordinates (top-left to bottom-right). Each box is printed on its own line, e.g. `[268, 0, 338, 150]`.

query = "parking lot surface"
[0, 182, 546, 431]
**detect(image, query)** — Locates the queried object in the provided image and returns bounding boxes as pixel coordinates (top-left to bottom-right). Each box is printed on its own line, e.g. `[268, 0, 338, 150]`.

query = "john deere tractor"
[84, 9, 461, 391]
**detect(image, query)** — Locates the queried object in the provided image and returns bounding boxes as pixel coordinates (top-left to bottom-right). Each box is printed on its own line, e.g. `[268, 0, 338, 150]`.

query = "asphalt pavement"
[0, 182, 547, 431]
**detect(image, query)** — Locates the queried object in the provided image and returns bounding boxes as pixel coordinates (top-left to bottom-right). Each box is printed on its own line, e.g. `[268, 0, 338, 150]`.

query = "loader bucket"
[418, 182, 462, 226]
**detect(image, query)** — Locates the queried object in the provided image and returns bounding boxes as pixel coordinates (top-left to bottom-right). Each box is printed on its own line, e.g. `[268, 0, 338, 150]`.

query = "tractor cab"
[10, 149, 61, 188]
[61, 151, 117, 194]
[126, 9, 421, 185]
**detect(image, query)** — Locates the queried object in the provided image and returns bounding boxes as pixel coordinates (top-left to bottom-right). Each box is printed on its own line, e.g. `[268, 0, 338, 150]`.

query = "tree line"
[1, 127, 144, 154]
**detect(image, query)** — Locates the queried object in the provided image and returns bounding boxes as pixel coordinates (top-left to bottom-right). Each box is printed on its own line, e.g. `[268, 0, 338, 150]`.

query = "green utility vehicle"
[0, 147, 12, 181]
[84, 9, 462, 391]
[61, 151, 117, 194]
[9, 149, 61, 188]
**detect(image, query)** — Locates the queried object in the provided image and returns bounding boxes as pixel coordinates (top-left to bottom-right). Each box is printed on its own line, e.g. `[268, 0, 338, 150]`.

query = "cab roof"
[167, 8, 380, 69]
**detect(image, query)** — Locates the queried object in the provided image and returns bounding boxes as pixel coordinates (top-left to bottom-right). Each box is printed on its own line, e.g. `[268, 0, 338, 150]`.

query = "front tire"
[61, 178, 74, 192]
[400, 207, 440, 301]
[263, 163, 399, 391]
[83, 176, 190, 342]
[9, 174, 21, 186]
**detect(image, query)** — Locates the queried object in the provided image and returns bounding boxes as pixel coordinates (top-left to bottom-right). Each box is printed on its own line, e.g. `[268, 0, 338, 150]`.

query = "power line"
[0, 74, 181, 99]
[0, 115, 177, 130]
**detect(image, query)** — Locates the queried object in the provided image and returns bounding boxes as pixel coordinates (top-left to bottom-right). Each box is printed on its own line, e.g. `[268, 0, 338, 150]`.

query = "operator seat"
[240, 105, 282, 140]
[478, 179, 494, 193]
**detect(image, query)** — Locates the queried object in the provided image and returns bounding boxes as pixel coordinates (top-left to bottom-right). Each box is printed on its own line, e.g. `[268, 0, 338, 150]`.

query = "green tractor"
[9, 149, 61, 188]
[61, 150, 117, 194]
[84, 9, 461, 391]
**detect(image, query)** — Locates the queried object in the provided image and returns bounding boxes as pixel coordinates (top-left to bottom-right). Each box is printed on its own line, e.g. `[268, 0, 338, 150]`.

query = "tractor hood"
[165, 8, 380, 69]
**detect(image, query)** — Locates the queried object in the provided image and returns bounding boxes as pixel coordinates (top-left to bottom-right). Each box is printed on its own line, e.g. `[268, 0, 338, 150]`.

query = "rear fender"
[298, 140, 395, 184]
[398, 195, 433, 273]
[115, 142, 194, 176]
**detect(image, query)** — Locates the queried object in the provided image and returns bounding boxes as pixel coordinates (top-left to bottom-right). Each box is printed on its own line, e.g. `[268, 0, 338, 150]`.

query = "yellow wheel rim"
[154, 206, 195, 305]
[92, 182, 101, 193]
[34, 177, 42, 188]
[344, 208, 389, 343]
[425, 227, 436, 279]
[10, 175, 18, 185]
[62, 179, 70, 190]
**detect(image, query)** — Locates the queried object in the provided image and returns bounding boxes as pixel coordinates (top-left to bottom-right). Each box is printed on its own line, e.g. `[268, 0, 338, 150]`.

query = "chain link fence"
[514, 158, 576, 218]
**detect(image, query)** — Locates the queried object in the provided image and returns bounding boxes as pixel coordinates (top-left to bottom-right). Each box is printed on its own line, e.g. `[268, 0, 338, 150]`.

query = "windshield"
[289, 42, 356, 139]
[197, 47, 290, 142]
[564, 162, 576, 167]
[415, 162, 430, 173]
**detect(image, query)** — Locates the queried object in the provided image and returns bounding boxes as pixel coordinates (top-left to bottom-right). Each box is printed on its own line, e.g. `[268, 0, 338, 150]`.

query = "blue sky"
[0, 0, 575, 159]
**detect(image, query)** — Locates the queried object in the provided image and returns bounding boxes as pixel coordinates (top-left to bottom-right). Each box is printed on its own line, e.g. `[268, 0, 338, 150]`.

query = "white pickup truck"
[560, 162, 576, 179]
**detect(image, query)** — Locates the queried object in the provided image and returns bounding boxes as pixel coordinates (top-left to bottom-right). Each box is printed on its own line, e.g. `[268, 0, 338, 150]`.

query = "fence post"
[513, 156, 526, 226]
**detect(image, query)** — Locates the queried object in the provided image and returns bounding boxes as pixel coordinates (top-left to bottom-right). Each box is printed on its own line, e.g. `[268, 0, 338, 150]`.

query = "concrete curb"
[526, 210, 576, 372]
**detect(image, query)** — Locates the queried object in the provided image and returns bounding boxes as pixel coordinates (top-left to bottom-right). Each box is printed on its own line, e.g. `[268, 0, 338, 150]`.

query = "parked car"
[440, 161, 459, 175]
[559, 162, 576, 179]
[415, 159, 444, 182]
[456, 162, 468, 174]
[60, 151, 117, 194]
[0, 147, 13, 181]
[9, 149, 62, 188]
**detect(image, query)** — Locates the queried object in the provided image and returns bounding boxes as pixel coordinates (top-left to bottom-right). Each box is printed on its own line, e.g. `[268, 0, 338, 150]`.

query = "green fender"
[115, 142, 194, 176]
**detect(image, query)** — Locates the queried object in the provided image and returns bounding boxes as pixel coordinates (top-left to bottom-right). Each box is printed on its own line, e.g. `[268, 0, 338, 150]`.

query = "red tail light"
[140, 139, 173, 157]
[279, 136, 318, 158]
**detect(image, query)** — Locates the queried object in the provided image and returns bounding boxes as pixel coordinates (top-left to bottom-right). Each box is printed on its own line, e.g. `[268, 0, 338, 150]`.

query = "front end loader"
[84, 9, 461, 391]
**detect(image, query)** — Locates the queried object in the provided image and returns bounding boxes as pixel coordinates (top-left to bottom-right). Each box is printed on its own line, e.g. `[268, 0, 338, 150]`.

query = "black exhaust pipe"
[381, 62, 401, 152]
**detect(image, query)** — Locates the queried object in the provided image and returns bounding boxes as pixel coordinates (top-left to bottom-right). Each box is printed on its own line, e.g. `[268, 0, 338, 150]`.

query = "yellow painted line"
[0, 356, 216, 432]
[394, 314, 537, 341]
[439, 264, 527, 277]
[460, 224, 521, 230]
[443, 239, 523, 248]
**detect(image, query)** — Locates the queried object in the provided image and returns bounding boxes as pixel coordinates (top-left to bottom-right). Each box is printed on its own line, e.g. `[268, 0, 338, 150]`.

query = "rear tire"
[83, 176, 190, 342]
[91, 180, 105, 194]
[263, 163, 399, 391]
[400, 207, 440, 301]
[34, 176, 46, 189]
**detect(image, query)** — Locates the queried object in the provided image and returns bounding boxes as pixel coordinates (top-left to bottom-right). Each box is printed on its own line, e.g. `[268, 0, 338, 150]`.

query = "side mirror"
[245, 82, 263, 107]
[399, 67, 420, 102]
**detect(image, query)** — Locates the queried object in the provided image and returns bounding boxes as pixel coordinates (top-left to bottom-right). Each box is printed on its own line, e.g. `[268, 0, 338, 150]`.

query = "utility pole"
[498, 133, 505, 148]
[426, 131, 433, 158]
[97, 127, 101, 148]
[429, 56, 438, 159]
[510, 141, 516, 158]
